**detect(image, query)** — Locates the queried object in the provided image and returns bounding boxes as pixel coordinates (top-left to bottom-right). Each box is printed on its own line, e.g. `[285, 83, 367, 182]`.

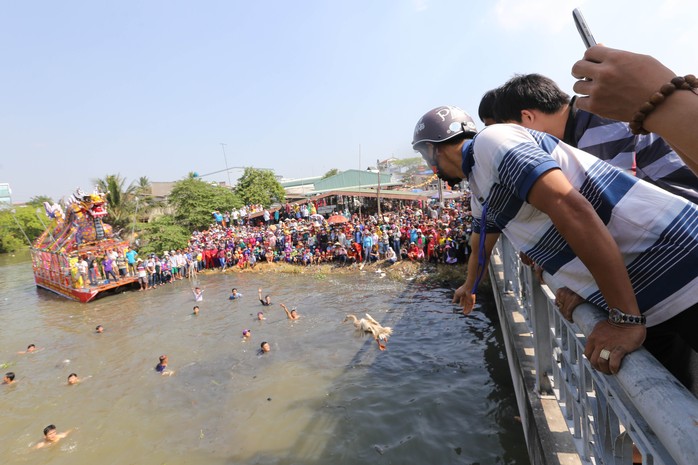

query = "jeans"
[88, 268, 97, 285]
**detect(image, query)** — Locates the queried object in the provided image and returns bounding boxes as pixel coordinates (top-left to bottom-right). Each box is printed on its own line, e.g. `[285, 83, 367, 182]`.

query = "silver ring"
[599, 349, 611, 361]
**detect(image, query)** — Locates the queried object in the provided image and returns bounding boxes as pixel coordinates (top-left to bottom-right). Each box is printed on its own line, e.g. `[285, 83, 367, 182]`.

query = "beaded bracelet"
[629, 74, 698, 135]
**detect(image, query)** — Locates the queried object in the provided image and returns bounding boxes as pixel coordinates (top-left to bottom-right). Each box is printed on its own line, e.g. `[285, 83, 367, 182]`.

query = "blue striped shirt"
[465, 124, 698, 326]
[564, 105, 698, 204]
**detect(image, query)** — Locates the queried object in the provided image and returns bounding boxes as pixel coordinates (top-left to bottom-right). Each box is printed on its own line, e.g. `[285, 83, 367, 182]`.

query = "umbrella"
[309, 213, 324, 221]
[327, 214, 348, 224]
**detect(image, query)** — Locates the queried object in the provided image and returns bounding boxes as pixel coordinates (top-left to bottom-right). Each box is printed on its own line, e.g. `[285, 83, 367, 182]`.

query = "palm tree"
[135, 176, 151, 196]
[93, 174, 137, 231]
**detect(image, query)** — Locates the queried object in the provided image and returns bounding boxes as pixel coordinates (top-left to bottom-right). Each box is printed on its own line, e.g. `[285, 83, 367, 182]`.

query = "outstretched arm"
[279, 303, 291, 318]
[453, 232, 500, 314]
[527, 168, 646, 374]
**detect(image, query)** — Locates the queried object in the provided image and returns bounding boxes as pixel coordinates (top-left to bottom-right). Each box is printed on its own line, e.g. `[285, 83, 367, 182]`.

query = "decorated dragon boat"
[31, 188, 138, 302]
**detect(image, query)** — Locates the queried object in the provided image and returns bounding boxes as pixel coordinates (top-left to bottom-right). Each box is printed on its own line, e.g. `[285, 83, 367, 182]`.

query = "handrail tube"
[491, 237, 698, 465]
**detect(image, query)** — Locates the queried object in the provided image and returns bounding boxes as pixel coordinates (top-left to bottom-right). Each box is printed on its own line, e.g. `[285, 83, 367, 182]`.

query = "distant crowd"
[189, 199, 474, 272]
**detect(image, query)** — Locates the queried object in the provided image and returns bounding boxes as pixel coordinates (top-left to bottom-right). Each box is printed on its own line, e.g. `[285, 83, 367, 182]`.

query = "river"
[0, 251, 529, 464]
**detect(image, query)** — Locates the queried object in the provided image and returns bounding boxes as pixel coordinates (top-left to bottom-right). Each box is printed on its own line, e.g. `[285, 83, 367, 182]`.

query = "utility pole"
[358, 144, 362, 218]
[220, 143, 232, 187]
[376, 158, 381, 219]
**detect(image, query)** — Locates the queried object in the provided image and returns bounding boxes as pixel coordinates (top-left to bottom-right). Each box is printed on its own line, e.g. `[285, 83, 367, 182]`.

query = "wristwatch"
[608, 307, 646, 326]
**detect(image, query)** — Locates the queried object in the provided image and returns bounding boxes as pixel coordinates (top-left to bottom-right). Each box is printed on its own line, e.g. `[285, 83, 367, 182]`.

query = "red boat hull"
[34, 274, 139, 303]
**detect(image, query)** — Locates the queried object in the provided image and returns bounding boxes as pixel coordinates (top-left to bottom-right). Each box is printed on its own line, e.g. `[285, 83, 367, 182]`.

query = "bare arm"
[527, 169, 646, 373]
[279, 304, 291, 318]
[452, 232, 500, 314]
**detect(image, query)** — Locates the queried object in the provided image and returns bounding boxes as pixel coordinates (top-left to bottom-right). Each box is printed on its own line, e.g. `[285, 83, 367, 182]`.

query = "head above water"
[43, 424, 57, 438]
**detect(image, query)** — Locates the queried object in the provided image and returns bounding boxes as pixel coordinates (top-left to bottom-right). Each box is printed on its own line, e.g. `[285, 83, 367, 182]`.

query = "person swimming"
[34, 424, 74, 449]
[18, 344, 43, 354]
[155, 355, 174, 376]
[258, 288, 272, 306]
[259, 341, 271, 354]
[280, 303, 300, 320]
[229, 288, 243, 300]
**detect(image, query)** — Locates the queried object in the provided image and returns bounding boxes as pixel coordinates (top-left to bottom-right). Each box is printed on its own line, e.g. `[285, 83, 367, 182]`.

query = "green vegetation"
[2, 166, 285, 254]
[94, 174, 137, 231]
[0, 206, 46, 253]
[27, 195, 54, 208]
[322, 168, 339, 179]
[136, 216, 190, 255]
[168, 177, 242, 231]
[234, 167, 285, 207]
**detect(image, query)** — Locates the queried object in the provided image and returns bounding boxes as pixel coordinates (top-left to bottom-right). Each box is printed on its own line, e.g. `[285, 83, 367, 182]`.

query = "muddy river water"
[0, 252, 529, 464]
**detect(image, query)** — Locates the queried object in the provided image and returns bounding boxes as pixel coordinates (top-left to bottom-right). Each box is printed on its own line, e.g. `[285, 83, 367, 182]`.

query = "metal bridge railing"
[491, 237, 698, 465]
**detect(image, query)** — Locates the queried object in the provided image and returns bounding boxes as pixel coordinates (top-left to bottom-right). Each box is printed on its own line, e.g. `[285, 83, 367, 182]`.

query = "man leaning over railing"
[411, 105, 698, 385]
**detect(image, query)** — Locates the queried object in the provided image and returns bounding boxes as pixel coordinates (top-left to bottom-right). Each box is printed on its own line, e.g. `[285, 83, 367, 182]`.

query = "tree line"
[0, 168, 285, 254]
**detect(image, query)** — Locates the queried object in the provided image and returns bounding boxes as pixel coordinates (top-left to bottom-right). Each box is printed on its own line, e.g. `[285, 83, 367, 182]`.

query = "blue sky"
[2, 0, 695, 202]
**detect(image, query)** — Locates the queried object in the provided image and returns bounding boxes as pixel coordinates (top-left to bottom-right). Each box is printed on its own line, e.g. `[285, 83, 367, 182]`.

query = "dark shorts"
[644, 303, 698, 390]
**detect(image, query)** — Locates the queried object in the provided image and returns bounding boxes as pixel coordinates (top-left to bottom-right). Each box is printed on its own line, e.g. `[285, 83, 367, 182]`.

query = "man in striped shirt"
[491, 74, 698, 203]
[412, 105, 698, 382]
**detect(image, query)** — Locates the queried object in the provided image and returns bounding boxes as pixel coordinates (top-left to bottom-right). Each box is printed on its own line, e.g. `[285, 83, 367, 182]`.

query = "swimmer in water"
[3, 372, 15, 385]
[95, 325, 104, 333]
[242, 329, 251, 341]
[259, 341, 271, 354]
[155, 355, 174, 376]
[280, 303, 300, 320]
[192, 305, 200, 316]
[257, 311, 266, 320]
[192, 287, 204, 302]
[258, 288, 272, 306]
[34, 424, 74, 449]
[18, 344, 43, 354]
[67, 373, 90, 385]
[229, 288, 242, 300]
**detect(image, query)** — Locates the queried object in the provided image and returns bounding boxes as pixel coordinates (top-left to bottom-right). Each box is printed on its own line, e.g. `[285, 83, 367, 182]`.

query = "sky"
[2, 0, 696, 203]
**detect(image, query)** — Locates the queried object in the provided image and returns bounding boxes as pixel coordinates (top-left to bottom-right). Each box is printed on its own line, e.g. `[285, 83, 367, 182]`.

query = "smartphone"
[573, 8, 596, 49]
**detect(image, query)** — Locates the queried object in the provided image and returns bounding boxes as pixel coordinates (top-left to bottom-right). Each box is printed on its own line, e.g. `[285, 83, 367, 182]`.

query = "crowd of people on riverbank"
[188, 198, 474, 273]
[75, 198, 474, 291]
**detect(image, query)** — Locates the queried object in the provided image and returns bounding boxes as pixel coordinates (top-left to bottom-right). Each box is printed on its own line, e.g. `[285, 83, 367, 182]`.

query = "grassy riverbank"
[200, 259, 474, 288]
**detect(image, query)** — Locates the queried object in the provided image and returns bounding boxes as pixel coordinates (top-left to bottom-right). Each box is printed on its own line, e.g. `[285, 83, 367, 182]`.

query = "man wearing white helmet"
[412, 106, 698, 383]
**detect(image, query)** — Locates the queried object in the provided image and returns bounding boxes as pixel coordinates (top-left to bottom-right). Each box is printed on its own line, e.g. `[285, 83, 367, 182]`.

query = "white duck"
[344, 313, 393, 350]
